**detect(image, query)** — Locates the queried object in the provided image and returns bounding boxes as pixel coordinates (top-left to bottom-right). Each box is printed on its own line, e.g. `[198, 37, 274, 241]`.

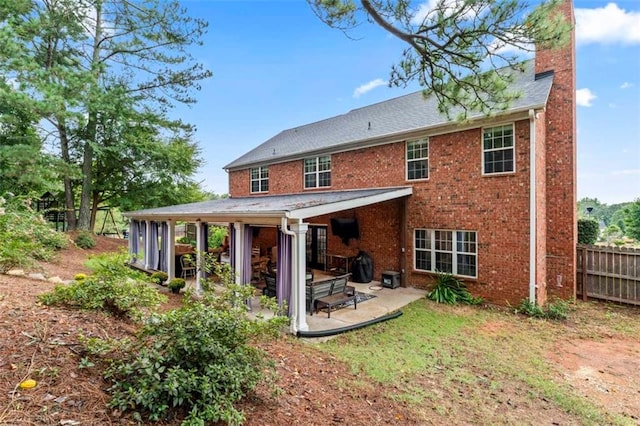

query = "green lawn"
[317, 299, 640, 425]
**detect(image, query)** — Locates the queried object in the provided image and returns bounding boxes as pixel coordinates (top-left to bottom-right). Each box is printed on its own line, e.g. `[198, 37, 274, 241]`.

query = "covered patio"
[123, 186, 413, 334]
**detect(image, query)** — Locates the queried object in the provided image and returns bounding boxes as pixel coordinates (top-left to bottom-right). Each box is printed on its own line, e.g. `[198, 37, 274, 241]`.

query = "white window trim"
[303, 156, 331, 189]
[481, 123, 516, 176]
[250, 166, 269, 193]
[414, 228, 478, 278]
[405, 138, 429, 181]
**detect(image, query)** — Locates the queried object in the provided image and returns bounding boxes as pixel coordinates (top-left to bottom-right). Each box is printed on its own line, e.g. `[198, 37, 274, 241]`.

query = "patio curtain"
[159, 222, 168, 272]
[130, 220, 140, 261]
[277, 227, 292, 315]
[139, 221, 147, 263]
[229, 225, 236, 271]
[199, 222, 209, 277]
[242, 224, 252, 285]
[149, 221, 159, 270]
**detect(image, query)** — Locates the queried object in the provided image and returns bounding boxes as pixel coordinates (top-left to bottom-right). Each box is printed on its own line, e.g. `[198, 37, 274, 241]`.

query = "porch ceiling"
[123, 186, 413, 224]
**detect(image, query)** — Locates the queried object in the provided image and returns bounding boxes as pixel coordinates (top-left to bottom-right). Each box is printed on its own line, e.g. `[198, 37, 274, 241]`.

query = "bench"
[305, 274, 355, 316]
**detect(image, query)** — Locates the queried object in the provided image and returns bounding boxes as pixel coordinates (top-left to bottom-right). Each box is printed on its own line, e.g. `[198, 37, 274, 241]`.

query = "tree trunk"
[77, 1, 103, 231]
[57, 121, 76, 230]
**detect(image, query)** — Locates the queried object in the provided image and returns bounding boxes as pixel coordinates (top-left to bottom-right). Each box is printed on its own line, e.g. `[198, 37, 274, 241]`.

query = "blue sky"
[175, 0, 640, 205]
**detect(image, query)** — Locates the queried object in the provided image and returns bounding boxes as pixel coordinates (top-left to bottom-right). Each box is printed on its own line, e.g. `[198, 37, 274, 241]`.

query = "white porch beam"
[195, 220, 204, 294]
[233, 222, 243, 285]
[290, 221, 309, 332]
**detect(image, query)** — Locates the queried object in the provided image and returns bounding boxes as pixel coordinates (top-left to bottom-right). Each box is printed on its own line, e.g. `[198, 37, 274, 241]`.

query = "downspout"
[529, 109, 537, 304]
[281, 216, 298, 334]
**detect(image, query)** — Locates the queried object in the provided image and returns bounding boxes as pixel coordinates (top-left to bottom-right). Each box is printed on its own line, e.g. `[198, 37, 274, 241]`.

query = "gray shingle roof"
[225, 60, 552, 170]
[124, 186, 412, 220]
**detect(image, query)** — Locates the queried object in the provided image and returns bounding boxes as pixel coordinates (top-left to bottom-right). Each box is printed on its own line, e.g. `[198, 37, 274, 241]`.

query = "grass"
[318, 298, 637, 425]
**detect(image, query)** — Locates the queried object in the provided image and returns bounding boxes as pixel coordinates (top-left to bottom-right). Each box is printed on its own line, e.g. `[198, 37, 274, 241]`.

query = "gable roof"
[124, 186, 413, 224]
[225, 60, 553, 171]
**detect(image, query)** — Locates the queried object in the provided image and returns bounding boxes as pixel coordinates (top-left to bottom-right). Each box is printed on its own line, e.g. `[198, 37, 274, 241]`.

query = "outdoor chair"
[262, 272, 277, 297]
[180, 254, 196, 279]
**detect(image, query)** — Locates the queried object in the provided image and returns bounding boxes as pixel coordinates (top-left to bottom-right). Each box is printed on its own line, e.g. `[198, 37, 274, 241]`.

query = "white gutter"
[280, 216, 298, 334]
[529, 109, 537, 304]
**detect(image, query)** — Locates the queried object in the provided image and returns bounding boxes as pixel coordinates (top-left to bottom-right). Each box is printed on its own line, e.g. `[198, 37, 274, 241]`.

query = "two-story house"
[125, 0, 577, 334]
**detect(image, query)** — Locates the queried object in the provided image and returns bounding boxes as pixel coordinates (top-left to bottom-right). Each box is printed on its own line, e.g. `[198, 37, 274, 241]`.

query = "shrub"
[167, 278, 186, 294]
[427, 271, 482, 305]
[176, 236, 196, 246]
[515, 298, 570, 320]
[39, 251, 166, 319]
[208, 225, 228, 248]
[149, 271, 168, 285]
[577, 218, 599, 244]
[75, 231, 96, 249]
[0, 194, 69, 272]
[99, 267, 289, 425]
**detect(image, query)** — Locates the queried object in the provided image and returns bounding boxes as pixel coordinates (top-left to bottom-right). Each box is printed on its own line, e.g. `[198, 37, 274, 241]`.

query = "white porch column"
[144, 219, 152, 269]
[167, 220, 176, 280]
[290, 222, 309, 332]
[195, 220, 204, 294]
[233, 222, 244, 285]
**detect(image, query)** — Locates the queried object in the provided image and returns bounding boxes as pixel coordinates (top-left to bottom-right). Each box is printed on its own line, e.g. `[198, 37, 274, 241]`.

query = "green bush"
[149, 271, 168, 285]
[427, 271, 482, 305]
[0, 194, 69, 272]
[39, 251, 166, 319]
[515, 298, 570, 320]
[167, 277, 186, 294]
[177, 236, 196, 246]
[577, 218, 599, 244]
[99, 268, 289, 425]
[208, 225, 228, 248]
[74, 231, 96, 249]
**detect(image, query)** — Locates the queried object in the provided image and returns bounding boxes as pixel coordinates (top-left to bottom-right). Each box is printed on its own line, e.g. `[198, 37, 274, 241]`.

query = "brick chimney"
[536, 0, 577, 301]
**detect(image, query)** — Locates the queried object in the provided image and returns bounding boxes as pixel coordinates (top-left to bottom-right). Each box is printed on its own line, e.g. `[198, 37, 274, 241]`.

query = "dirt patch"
[550, 338, 640, 421]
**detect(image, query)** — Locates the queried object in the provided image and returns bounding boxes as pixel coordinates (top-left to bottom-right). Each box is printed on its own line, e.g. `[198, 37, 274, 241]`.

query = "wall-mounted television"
[330, 218, 359, 244]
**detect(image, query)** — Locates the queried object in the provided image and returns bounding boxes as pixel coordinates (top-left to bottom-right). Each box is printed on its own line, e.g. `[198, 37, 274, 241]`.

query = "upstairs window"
[406, 139, 429, 180]
[483, 124, 514, 174]
[304, 156, 331, 188]
[250, 166, 269, 193]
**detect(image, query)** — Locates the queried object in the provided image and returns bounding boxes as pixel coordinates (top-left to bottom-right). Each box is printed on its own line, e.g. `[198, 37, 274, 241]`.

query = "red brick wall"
[225, 2, 576, 306]
[536, 0, 577, 300]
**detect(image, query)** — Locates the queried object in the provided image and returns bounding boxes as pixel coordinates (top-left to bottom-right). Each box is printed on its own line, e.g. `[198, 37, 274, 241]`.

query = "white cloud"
[353, 78, 387, 98]
[620, 82, 634, 89]
[576, 88, 597, 107]
[575, 3, 640, 45]
[411, 0, 481, 25]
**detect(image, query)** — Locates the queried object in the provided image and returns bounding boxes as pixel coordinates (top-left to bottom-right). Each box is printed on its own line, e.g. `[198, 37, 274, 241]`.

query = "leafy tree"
[623, 200, 640, 241]
[0, 81, 62, 195]
[0, 0, 211, 230]
[577, 218, 599, 245]
[308, 0, 570, 118]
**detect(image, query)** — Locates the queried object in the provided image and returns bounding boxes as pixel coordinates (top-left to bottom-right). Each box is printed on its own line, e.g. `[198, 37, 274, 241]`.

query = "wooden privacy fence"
[577, 244, 640, 305]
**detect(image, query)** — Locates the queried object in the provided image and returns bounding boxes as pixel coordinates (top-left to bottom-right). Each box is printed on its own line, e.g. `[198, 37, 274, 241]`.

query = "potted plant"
[150, 271, 169, 286]
[167, 278, 186, 294]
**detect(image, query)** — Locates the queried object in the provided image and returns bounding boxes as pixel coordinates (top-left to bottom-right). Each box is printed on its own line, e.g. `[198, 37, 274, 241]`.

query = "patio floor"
[178, 270, 426, 340]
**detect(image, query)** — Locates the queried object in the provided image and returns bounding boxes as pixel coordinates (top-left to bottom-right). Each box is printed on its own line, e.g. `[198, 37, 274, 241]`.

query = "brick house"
[125, 0, 576, 333]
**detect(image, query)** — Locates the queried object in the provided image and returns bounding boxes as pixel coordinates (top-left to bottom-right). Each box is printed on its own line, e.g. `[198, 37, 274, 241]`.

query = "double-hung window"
[250, 166, 269, 193]
[304, 156, 331, 189]
[483, 124, 514, 174]
[414, 229, 477, 278]
[406, 138, 429, 180]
